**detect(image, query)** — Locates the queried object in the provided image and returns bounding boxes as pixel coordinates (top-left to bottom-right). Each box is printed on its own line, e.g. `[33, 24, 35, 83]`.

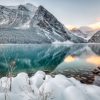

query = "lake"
[0, 43, 100, 77]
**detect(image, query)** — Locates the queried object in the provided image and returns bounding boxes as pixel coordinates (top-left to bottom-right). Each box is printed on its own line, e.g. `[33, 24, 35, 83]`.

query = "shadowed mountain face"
[31, 6, 70, 40]
[70, 26, 100, 43]
[89, 31, 100, 43]
[0, 3, 87, 43]
[70, 27, 94, 39]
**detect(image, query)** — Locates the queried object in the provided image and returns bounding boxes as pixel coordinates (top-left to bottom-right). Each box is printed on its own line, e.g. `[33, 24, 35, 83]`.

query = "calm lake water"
[0, 43, 100, 77]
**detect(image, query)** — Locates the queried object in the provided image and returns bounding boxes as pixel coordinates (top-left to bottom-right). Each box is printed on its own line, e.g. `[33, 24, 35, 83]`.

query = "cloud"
[66, 25, 78, 30]
[66, 19, 100, 31]
[88, 22, 100, 30]
[88, 17, 100, 30]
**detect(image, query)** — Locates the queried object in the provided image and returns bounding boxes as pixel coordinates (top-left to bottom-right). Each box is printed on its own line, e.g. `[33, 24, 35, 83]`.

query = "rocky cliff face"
[31, 6, 70, 40]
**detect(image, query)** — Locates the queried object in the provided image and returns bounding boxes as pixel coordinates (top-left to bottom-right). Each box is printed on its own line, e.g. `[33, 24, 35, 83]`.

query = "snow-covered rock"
[0, 71, 100, 100]
[94, 76, 100, 86]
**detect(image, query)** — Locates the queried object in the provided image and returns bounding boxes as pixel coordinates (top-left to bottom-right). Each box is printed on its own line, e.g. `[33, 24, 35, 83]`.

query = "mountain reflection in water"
[0, 44, 100, 77]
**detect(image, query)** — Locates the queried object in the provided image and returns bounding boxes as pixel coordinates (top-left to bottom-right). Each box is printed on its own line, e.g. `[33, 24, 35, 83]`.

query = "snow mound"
[0, 71, 100, 100]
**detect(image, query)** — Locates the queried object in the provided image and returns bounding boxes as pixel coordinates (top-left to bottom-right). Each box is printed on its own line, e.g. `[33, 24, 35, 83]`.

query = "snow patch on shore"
[0, 71, 100, 100]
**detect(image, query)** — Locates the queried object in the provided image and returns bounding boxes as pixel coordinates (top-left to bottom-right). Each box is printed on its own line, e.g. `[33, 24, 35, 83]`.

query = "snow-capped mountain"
[0, 3, 87, 43]
[71, 28, 87, 38]
[89, 31, 100, 43]
[70, 26, 95, 40]
[30, 6, 70, 40]
[0, 4, 37, 28]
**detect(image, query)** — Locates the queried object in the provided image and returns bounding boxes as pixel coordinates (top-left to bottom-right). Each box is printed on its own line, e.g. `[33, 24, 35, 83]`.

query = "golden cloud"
[66, 25, 78, 30]
[88, 22, 100, 30]
[66, 17, 100, 31]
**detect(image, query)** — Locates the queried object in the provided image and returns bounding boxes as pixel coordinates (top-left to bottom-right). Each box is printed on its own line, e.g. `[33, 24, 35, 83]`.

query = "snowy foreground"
[0, 71, 100, 100]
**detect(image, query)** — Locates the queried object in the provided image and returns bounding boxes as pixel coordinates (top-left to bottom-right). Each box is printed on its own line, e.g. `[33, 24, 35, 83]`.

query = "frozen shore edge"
[0, 71, 100, 100]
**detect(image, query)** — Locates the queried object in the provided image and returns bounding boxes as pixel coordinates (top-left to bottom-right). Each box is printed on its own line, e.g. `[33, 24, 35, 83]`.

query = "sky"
[0, 0, 100, 29]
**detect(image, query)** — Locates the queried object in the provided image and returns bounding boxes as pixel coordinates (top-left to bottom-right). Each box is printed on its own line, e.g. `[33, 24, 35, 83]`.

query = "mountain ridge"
[0, 3, 90, 43]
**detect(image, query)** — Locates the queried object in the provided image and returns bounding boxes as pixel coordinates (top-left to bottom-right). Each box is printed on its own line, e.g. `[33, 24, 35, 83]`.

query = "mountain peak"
[38, 5, 45, 10]
[0, 5, 4, 9]
[31, 5, 70, 40]
[18, 5, 29, 11]
[25, 3, 37, 12]
[0, 5, 8, 10]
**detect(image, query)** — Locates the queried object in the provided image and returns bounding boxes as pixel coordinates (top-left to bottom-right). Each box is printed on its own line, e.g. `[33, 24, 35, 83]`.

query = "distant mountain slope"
[70, 26, 95, 40]
[89, 31, 100, 43]
[71, 28, 87, 38]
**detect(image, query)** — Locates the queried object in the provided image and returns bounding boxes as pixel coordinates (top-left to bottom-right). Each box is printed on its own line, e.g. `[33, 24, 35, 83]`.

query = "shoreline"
[1, 67, 100, 86]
